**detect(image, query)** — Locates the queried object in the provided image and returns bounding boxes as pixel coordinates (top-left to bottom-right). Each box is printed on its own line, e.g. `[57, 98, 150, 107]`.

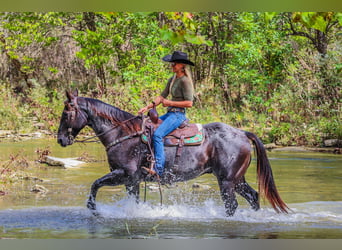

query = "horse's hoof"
[225, 211, 235, 217]
[91, 210, 100, 217]
[251, 203, 260, 211]
[87, 205, 99, 217]
[87, 200, 97, 211]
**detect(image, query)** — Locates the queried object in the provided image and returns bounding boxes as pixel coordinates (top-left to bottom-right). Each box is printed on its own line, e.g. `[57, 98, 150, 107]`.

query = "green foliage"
[0, 82, 63, 133]
[0, 86, 30, 132]
[0, 12, 341, 147]
[161, 12, 213, 46]
[292, 12, 339, 33]
[319, 117, 342, 139]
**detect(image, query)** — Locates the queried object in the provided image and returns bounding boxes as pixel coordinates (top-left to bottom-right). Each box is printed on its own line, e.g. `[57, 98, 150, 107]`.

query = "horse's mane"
[82, 97, 138, 129]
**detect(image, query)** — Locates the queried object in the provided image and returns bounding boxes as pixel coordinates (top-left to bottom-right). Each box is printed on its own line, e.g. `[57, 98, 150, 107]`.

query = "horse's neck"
[83, 98, 132, 144]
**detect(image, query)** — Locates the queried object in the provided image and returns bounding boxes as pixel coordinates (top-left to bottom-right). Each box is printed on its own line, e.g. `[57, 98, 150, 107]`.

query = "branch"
[326, 20, 338, 33]
[288, 18, 316, 45]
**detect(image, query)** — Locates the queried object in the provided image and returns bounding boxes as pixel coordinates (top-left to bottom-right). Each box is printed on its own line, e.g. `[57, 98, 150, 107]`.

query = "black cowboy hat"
[162, 51, 195, 66]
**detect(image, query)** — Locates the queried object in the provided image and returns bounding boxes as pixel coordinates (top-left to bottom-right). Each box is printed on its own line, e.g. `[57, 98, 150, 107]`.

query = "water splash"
[95, 198, 342, 226]
[0, 200, 341, 238]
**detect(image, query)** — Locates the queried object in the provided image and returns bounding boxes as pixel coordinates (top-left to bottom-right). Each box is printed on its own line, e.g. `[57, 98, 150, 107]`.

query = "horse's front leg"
[87, 169, 126, 214]
[125, 181, 140, 203]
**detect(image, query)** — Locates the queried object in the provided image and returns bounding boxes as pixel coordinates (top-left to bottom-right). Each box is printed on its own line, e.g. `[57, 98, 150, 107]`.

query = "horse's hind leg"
[218, 178, 238, 216]
[87, 169, 126, 214]
[235, 177, 259, 211]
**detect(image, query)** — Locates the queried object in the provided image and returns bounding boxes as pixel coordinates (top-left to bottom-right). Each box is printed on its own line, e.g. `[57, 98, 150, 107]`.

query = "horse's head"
[57, 89, 88, 147]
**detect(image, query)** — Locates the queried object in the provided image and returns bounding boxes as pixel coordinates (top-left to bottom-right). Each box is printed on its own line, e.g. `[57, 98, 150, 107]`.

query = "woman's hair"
[184, 65, 195, 95]
[184, 65, 194, 87]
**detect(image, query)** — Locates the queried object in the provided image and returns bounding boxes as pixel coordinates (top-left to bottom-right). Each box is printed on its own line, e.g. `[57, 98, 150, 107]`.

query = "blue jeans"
[152, 111, 186, 176]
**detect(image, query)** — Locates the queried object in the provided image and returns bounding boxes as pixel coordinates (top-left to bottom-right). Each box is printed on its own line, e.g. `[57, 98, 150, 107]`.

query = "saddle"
[140, 107, 205, 174]
[142, 116, 204, 147]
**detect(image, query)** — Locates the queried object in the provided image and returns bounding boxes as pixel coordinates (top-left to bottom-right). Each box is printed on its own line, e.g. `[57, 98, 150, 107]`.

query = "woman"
[138, 51, 195, 177]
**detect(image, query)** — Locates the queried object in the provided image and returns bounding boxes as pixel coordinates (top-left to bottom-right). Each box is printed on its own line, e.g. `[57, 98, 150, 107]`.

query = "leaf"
[160, 27, 173, 41]
[264, 12, 277, 24]
[184, 33, 213, 46]
[184, 33, 203, 45]
[291, 12, 333, 33]
[311, 15, 328, 32]
[48, 67, 59, 74]
[336, 12, 342, 26]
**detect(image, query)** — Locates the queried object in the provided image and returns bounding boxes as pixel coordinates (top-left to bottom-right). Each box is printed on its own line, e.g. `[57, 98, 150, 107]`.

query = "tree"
[285, 12, 342, 56]
[282, 12, 341, 104]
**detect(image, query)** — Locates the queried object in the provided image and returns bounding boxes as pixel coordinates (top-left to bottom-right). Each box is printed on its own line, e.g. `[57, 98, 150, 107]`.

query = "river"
[0, 138, 341, 239]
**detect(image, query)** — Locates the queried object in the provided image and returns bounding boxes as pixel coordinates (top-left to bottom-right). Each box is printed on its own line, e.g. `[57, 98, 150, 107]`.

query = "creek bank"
[1, 130, 340, 154]
[0, 130, 53, 141]
[264, 144, 341, 154]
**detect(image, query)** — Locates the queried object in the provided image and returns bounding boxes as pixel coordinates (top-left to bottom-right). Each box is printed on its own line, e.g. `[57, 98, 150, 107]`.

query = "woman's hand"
[138, 96, 165, 114]
[138, 106, 149, 114]
[161, 98, 172, 107]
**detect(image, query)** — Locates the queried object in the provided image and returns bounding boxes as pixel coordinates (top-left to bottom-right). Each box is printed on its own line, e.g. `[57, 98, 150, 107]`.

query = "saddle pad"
[164, 128, 204, 146]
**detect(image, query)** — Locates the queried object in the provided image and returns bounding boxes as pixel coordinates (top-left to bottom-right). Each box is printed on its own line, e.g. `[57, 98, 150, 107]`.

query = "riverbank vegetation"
[0, 12, 341, 147]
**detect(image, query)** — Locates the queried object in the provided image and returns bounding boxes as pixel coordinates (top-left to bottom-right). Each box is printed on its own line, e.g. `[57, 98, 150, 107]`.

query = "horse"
[57, 90, 289, 216]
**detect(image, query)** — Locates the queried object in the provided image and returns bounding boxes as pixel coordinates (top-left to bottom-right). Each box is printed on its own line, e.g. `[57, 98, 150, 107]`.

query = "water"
[0, 139, 341, 238]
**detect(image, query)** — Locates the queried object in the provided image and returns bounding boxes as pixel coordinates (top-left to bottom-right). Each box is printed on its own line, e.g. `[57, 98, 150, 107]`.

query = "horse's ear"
[72, 89, 79, 97]
[66, 89, 78, 101]
[66, 90, 74, 101]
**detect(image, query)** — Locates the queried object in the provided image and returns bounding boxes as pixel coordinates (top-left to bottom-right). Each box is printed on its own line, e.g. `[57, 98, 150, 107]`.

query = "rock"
[192, 183, 211, 191]
[147, 184, 160, 192]
[33, 123, 46, 129]
[324, 139, 342, 147]
[272, 146, 308, 152]
[264, 143, 277, 149]
[333, 148, 341, 154]
[32, 132, 43, 138]
[22, 176, 44, 182]
[0, 130, 12, 138]
[43, 156, 85, 168]
[31, 184, 48, 194]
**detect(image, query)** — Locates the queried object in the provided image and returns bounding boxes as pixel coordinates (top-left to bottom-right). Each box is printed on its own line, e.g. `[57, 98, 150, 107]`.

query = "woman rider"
[138, 51, 195, 177]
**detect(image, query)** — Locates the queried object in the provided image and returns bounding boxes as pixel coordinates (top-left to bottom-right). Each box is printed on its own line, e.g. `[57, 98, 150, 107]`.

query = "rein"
[74, 115, 140, 146]
[64, 97, 163, 205]
[65, 96, 143, 147]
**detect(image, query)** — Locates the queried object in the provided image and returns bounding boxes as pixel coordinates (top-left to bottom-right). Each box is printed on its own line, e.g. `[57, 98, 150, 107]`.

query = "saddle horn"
[148, 101, 159, 124]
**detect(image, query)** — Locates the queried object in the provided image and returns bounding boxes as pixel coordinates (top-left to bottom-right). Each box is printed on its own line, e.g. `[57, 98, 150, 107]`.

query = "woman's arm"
[161, 99, 193, 108]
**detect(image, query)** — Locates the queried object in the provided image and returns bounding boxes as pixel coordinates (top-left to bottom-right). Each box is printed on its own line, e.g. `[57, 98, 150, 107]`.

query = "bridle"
[62, 97, 162, 204]
[63, 98, 79, 145]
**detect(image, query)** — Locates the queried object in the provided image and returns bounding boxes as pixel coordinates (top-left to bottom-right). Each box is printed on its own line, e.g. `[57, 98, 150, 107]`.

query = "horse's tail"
[245, 131, 289, 213]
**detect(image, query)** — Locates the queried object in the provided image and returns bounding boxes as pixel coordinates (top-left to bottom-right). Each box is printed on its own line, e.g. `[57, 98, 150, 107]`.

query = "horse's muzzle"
[57, 136, 72, 147]
[58, 138, 67, 147]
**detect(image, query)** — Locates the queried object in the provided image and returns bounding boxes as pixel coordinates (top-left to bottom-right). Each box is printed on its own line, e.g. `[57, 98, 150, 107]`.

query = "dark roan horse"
[57, 90, 289, 216]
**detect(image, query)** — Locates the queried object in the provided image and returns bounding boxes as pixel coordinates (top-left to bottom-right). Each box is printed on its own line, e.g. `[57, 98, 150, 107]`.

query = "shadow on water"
[0, 139, 341, 238]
